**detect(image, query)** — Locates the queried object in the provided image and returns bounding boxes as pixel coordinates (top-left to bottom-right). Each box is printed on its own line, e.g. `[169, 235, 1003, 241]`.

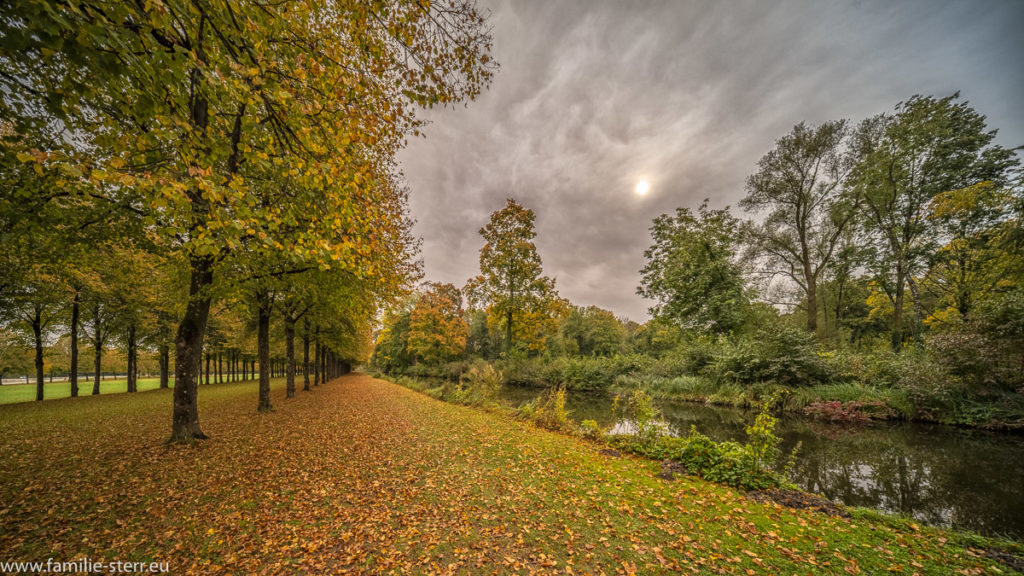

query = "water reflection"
[497, 386, 1024, 539]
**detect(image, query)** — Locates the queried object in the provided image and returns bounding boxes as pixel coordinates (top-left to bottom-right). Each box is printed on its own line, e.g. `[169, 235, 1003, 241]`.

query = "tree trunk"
[805, 274, 818, 333]
[32, 306, 44, 402]
[127, 324, 137, 393]
[159, 344, 170, 388]
[505, 309, 514, 354]
[205, 351, 211, 385]
[285, 317, 296, 398]
[892, 263, 906, 351]
[70, 288, 80, 398]
[257, 298, 273, 412]
[170, 255, 213, 442]
[302, 320, 311, 392]
[93, 321, 103, 396]
[314, 327, 321, 387]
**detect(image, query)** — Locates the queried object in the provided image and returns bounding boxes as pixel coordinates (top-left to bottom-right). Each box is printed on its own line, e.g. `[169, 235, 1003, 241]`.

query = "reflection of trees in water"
[783, 421, 1024, 536]
[500, 385, 1024, 538]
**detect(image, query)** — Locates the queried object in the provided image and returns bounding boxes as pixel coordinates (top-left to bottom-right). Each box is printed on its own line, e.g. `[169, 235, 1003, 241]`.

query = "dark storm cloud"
[399, 0, 1024, 321]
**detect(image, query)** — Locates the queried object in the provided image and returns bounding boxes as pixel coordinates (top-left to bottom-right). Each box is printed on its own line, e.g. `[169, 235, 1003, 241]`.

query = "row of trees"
[374, 94, 1022, 400]
[1, 1, 496, 439]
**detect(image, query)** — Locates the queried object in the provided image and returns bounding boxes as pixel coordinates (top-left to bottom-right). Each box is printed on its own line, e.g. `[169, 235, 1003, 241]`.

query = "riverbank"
[2, 372, 1020, 574]
[392, 356, 1024, 431]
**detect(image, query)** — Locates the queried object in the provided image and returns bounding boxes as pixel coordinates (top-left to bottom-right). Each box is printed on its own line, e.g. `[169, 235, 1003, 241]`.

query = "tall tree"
[849, 94, 1018, 348]
[407, 282, 468, 366]
[638, 200, 750, 334]
[469, 199, 558, 354]
[741, 120, 856, 333]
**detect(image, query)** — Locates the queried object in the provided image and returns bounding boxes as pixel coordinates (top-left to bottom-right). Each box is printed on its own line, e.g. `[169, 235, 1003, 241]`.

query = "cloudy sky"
[398, 0, 1024, 322]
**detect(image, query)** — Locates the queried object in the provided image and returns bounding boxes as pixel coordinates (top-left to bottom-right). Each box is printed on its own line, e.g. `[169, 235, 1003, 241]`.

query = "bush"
[465, 363, 502, 405]
[499, 357, 546, 387]
[706, 324, 831, 387]
[579, 419, 603, 440]
[607, 397, 794, 490]
[520, 386, 570, 431]
[612, 389, 665, 443]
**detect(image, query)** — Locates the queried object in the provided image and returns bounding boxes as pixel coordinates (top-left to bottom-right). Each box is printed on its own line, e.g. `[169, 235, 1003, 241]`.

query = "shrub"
[499, 357, 546, 387]
[612, 389, 664, 443]
[706, 324, 831, 387]
[465, 363, 502, 405]
[579, 419, 603, 440]
[530, 386, 569, 431]
[607, 396, 793, 490]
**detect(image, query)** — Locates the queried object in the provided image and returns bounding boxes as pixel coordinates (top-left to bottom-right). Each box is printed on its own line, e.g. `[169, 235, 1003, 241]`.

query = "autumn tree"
[559, 306, 627, 357]
[741, 121, 857, 333]
[1, 1, 494, 440]
[408, 282, 468, 365]
[923, 181, 1021, 324]
[639, 200, 750, 334]
[849, 94, 1018, 348]
[469, 199, 559, 354]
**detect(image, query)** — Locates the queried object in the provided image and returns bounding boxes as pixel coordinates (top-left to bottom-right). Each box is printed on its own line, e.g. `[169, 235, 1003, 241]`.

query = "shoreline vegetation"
[375, 351, 1024, 432]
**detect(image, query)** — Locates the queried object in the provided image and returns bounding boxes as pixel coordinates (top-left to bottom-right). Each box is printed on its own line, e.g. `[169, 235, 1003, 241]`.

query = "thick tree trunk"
[892, 264, 906, 351]
[314, 327, 321, 387]
[92, 321, 103, 396]
[302, 320, 311, 392]
[32, 306, 44, 401]
[505, 310, 513, 354]
[127, 324, 137, 393]
[170, 255, 213, 442]
[285, 317, 296, 398]
[257, 297, 273, 412]
[159, 344, 170, 388]
[70, 289, 80, 397]
[805, 275, 818, 333]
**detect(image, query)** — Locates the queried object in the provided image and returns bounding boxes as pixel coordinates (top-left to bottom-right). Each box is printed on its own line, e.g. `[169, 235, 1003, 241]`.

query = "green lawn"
[0, 373, 1017, 575]
[0, 377, 266, 405]
[0, 378, 175, 405]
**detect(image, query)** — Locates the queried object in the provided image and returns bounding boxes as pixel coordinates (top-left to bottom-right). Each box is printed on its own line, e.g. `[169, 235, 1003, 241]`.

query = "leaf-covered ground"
[0, 373, 1016, 575]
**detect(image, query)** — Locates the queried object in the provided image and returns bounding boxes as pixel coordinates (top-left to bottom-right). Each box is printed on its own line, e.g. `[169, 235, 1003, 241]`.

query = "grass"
[0, 377, 180, 405]
[0, 373, 1019, 575]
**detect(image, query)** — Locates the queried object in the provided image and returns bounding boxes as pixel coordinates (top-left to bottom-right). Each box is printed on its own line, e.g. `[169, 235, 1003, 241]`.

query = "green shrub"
[706, 324, 831, 387]
[579, 419, 603, 440]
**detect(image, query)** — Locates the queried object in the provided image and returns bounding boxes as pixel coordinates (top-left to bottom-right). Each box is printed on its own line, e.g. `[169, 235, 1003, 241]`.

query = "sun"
[635, 179, 650, 196]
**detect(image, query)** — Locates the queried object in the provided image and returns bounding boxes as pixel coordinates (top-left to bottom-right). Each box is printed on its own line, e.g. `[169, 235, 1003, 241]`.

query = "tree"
[407, 282, 468, 365]
[923, 181, 1020, 324]
[638, 200, 750, 334]
[849, 94, 1018, 348]
[470, 199, 559, 354]
[559, 306, 627, 357]
[2, 1, 494, 440]
[741, 121, 857, 333]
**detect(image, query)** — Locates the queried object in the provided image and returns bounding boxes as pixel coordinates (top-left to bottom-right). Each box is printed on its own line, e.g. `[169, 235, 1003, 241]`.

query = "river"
[497, 385, 1024, 540]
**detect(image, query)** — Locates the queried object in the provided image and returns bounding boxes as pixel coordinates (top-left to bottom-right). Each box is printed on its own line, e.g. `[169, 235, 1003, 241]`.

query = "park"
[2, 0, 1023, 574]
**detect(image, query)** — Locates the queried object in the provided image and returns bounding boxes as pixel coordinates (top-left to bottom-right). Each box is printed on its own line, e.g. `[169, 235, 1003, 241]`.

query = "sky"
[398, 0, 1024, 322]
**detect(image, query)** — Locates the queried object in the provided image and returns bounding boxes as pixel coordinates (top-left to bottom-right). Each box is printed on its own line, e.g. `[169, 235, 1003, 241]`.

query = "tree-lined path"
[0, 374, 1007, 575]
